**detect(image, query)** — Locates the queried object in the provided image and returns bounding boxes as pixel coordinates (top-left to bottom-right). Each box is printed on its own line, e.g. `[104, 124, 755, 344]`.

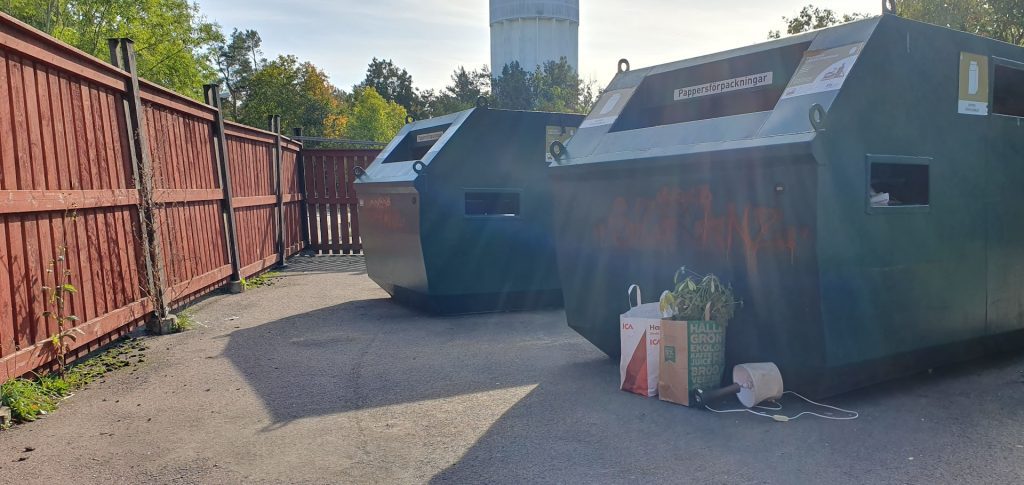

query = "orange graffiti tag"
[361, 195, 407, 231]
[593, 185, 809, 268]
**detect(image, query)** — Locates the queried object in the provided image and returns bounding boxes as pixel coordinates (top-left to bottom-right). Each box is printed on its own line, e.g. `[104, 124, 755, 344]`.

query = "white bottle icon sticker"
[968, 61, 979, 95]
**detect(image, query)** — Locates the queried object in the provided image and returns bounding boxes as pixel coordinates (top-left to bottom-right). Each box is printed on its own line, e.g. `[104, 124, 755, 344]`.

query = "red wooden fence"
[302, 149, 379, 254]
[0, 13, 304, 382]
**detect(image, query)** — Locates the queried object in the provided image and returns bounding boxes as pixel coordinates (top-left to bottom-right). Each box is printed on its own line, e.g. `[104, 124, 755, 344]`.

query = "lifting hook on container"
[617, 58, 630, 74]
[405, 115, 414, 124]
[549, 140, 566, 162]
[883, 0, 898, 15]
[809, 104, 827, 132]
[412, 160, 426, 174]
[353, 165, 366, 178]
[476, 96, 490, 109]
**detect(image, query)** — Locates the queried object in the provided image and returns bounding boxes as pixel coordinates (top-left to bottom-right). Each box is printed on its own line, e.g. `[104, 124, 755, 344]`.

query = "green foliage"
[2, 0, 223, 99]
[491, 58, 597, 114]
[43, 208, 83, 375]
[342, 87, 408, 143]
[214, 28, 262, 120]
[768, 5, 871, 38]
[899, 0, 1024, 45]
[1, 378, 58, 423]
[0, 338, 146, 425]
[357, 58, 426, 118]
[169, 309, 196, 333]
[769, 2, 1023, 46]
[492, 61, 534, 111]
[425, 65, 491, 116]
[240, 270, 280, 290]
[38, 373, 70, 397]
[239, 55, 347, 136]
[658, 267, 740, 324]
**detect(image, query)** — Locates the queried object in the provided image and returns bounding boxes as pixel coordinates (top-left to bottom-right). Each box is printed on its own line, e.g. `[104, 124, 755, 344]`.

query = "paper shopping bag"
[620, 285, 662, 397]
[658, 320, 727, 406]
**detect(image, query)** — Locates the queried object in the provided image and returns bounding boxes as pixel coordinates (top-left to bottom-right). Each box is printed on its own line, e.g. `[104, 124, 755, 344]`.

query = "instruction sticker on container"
[957, 52, 989, 116]
[545, 125, 577, 162]
[673, 72, 773, 101]
[579, 88, 633, 128]
[780, 42, 864, 99]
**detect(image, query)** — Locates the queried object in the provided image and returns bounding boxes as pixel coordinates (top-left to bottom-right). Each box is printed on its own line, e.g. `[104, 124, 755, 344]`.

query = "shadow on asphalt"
[221, 296, 607, 427]
[221, 286, 1024, 482]
[282, 254, 368, 276]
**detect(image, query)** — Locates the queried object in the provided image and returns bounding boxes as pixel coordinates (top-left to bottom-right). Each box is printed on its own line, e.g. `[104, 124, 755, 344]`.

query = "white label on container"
[416, 131, 444, 143]
[780, 43, 864, 99]
[674, 72, 774, 101]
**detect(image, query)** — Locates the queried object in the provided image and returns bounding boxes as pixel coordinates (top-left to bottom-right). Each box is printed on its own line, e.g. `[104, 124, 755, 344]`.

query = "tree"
[769, 2, 1023, 47]
[768, 5, 870, 38]
[533, 58, 588, 113]
[2, 0, 222, 99]
[239, 55, 347, 137]
[342, 87, 407, 143]
[429, 65, 491, 116]
[356, 58, 426, 118]
[491, 58, 596, 114]
[214, 28, 263, 120]
[900, 0, 1024, 46]
[491, 61, 534, 110]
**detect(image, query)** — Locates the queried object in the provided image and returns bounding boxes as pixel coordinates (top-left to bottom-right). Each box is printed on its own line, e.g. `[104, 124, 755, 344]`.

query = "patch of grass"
[0, 379, 57, 424]
[169, 309, 196, 333]
[241, 270, 280, 290]
[0, 338, 147, 425]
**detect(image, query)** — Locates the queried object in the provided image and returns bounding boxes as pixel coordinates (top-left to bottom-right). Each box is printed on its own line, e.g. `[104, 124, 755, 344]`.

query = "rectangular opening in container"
[610, 41, 810, 131]
[465, 191, 520, 217]
[382, 125, 450, 163]
[870, 162, 929, 207]
[993, 63, 1024, 117]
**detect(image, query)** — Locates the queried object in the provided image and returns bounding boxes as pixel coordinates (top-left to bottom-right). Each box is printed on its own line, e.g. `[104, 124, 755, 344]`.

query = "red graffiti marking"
[593, 185, 809, 268]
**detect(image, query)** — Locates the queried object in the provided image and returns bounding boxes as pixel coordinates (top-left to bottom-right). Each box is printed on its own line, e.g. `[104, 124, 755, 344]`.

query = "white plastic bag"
[620, 285, 662, 397]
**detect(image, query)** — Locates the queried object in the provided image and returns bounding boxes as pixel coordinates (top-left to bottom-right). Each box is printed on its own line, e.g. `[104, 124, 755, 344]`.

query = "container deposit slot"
[869, 159, 930, 209]
[993, 62, 1024, 118]
[610, 42, 811, 131]
[465, 191, 521, 217]
[382, 125, 451, 163]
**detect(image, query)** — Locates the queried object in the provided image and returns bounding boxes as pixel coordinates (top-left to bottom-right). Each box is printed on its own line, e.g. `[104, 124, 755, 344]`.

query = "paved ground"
[1, 255, 1023, 484]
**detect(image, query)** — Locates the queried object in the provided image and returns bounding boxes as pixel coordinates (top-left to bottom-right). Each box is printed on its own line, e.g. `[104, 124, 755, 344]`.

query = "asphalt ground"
[1, 255, 1022, 484]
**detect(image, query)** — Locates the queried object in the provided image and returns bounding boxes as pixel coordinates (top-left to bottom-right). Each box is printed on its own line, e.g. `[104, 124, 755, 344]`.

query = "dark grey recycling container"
[355, 106, 583, 314]
[548, 13, 1024, 396]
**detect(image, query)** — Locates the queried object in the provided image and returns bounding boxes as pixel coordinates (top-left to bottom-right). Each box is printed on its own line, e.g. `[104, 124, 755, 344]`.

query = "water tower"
[490, 0, 579, 75]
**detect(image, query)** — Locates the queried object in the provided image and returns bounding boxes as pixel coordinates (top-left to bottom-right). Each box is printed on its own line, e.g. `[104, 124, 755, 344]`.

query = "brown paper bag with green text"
[658, 320, 726, 406]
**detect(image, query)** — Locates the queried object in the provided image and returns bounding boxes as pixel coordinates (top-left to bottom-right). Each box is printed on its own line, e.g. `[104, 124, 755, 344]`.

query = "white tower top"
[490, 0, 579, 76]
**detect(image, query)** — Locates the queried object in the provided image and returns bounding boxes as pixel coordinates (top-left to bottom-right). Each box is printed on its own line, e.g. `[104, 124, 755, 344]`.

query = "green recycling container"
[549, 14, 1024, 396]
[355, 106, 583, 314]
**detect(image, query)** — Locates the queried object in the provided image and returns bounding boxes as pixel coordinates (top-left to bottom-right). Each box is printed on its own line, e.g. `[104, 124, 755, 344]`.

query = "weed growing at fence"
[0, 338, 148, 426]
[0, 379, 57, 426]
[169, 309, 196, 333]
[43, 208, 85, 375]
[241, 271, 280, 290]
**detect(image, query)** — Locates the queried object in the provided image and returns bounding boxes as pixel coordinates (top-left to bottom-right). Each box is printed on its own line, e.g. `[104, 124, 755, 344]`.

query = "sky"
[196, 0, 878, 93]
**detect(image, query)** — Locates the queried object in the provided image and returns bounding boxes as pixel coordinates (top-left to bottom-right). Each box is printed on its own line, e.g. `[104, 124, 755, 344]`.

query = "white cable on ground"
[704, 391, 858, 421]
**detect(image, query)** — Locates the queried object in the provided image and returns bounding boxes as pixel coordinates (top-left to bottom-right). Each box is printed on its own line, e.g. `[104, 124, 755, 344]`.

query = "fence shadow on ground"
[282, 254, 368, 275]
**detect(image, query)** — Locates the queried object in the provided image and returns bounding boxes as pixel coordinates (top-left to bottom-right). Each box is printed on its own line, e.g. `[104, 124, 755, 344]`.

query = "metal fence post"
[203, 84, 244, 293]
[109, 38, 174, 333]
[293, 127, 310, 248]
[270, 115, 286, 268]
